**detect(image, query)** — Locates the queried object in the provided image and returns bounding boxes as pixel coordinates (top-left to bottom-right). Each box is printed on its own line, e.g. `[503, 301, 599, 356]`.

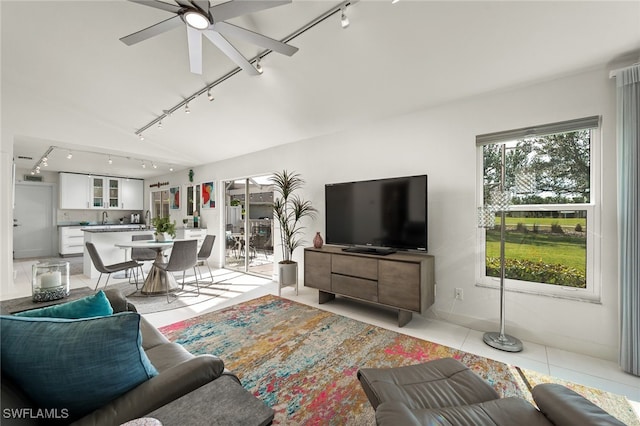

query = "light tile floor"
[6, 259, 640, 420]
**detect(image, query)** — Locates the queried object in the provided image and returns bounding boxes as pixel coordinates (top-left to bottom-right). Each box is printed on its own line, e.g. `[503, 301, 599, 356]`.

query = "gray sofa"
[0, 289, 244, 425]
[358, 357, 626, 426]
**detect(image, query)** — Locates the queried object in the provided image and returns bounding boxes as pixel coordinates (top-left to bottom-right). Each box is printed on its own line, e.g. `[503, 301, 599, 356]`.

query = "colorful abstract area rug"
[159, 295, 638, 425]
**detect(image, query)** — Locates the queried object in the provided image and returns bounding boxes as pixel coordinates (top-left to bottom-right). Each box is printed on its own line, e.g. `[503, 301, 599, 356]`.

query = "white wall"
[149, 66, 619, 360]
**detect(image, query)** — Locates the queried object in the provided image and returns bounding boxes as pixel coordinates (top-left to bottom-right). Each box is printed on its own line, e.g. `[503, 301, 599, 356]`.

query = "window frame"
[475, 118, 602, 302]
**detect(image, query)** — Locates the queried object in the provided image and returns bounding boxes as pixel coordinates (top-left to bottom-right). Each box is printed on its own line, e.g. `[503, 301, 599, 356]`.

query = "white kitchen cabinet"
[59, 226, 85, 256]
[121, 179, 144, 210]
[175, 228, 207, 251]
[90, 176, 120, 209]
[59, 172, 90, 209]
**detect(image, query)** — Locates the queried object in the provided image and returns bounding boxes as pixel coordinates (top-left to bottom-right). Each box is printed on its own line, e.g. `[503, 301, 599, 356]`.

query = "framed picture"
[169, 186, 180, 209]
[201, 181, 215, 209]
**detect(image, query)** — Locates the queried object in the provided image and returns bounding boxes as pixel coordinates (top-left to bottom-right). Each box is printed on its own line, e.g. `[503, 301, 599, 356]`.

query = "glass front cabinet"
[89, 176, 120, 209]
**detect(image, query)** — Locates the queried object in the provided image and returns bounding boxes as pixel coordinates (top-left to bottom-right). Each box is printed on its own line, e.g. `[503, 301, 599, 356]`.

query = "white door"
[13, 183, 55, 258]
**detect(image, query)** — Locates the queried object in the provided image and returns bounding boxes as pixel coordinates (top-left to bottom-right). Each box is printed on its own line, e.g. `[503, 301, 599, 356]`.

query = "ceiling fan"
[120, 0, 298, 75]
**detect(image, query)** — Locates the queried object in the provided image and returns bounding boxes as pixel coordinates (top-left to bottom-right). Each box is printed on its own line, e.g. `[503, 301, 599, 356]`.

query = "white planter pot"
[156, 232, 169, 242]
[278, 262, 298, 296]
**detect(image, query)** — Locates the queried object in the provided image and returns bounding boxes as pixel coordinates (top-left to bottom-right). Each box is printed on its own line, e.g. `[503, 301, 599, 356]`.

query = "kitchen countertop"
[83, 227, 153, 233]
[57, 223, 148, 229]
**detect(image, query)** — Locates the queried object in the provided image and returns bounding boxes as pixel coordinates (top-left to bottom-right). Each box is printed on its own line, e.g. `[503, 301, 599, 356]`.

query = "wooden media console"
[304, 246, 435, 327]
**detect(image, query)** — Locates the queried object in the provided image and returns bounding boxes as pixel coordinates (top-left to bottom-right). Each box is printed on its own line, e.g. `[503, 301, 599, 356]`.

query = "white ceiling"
[3, 0, 639, 179]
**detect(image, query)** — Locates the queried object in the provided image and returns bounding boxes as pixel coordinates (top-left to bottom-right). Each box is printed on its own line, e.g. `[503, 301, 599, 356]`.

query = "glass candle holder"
[32, 261, 70, 302]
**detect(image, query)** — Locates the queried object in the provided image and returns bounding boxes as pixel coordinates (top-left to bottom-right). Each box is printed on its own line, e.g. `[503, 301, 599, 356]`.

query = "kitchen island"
[83, 227, 155, 279]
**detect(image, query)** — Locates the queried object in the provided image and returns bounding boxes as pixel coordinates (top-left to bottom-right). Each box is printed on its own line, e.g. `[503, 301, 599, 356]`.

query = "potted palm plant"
[271, 170, 317, 288]
[151, 217, 177, 241]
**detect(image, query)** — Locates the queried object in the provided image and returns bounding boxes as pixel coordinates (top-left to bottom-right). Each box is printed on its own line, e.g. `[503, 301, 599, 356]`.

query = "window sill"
[475, 281, 602, 304]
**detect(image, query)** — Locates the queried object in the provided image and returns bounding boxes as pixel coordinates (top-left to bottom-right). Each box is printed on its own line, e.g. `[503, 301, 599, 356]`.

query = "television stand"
[342, 246, 397, 256]
[304, 246, 435, 327]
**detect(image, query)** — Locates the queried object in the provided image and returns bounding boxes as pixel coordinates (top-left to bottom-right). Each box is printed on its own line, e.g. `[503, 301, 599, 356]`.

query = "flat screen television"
[325, 175, 428, 254]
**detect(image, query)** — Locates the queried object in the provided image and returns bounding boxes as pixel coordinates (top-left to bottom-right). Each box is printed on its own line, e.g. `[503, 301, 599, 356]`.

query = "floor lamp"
[478, 144, 524, 353]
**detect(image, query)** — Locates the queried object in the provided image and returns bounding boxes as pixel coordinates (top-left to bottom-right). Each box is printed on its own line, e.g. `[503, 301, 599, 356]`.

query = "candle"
[40, 271, 61, 289]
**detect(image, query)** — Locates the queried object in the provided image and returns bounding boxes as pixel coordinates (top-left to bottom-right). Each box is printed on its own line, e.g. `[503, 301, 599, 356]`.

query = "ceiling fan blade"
[120, 15, 183, 45]
[210, 0, 291, 23]
[203, 30, 260, 76]
[189, 0, 211, 14]
[214, 21, 298, 56]
[186, 26, 203, 74]
[174, 0, 193, 8]
[128, 0, 182, 14]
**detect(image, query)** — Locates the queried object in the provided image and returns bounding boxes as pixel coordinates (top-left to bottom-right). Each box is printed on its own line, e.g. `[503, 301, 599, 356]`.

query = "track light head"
[207, 88, 214, 101]
[341, 10, 349, 28]
[108, 157, 113, 165]
[141, 162, 146, 169]
[66, 152, 73, 159]
[158, 121, 163, 129]
[255, 58, 263, 74]
[138, 133, 144, 141]
[152, 163, 157, 169]
[185, 103, 191, 114]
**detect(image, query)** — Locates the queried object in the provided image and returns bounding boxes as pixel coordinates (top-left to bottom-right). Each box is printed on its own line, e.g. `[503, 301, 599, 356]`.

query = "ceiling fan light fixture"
[184, 11, 209, 30]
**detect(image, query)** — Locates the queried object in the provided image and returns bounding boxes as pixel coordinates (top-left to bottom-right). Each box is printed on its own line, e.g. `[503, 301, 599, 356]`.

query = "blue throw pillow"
[14, 290, 113, 318]
[0, 312, 158, 422]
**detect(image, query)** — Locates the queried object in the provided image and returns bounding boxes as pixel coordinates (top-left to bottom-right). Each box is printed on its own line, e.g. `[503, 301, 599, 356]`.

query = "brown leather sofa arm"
[71, 355, 226, 426]
[532, 383, 626, 426]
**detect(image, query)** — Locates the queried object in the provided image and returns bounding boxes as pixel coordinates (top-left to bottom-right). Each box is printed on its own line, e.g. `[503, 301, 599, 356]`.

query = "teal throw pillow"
[0, 312, 158, 422]
[14, 290, 113, 318]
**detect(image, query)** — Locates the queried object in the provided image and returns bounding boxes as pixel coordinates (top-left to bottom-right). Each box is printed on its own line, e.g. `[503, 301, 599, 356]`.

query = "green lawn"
[486, 229, 586, 273]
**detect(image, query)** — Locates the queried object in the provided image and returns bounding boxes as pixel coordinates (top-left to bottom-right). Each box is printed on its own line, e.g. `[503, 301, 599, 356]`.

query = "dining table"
[114, 240, 177, 295]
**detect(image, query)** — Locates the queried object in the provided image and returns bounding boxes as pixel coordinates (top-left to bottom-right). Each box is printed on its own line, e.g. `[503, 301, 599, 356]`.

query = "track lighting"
[169, 166, 174, 172]
[108, 157, 113, 165]
[152, 163, 157, 169]
[141, 162, 146, 169]
[66, 151, 73, 159]
[139, 134, 144, 141]
[158, 121, 163, 129]
[133, 1, 356, 136]
[341, 9, 349, 28]
[185, 103, 190, 114]
[30, 170, 35, 175]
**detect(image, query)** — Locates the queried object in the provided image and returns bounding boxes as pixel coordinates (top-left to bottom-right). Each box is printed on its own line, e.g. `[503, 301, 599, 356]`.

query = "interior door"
[13, 183, 55, 258]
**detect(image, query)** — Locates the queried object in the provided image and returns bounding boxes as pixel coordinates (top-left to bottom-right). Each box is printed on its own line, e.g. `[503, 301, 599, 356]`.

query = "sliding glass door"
[223, 175, 274, 277]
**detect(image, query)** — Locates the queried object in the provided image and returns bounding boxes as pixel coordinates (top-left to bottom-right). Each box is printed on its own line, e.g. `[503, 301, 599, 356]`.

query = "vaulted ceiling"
[3, 0, 639, 179]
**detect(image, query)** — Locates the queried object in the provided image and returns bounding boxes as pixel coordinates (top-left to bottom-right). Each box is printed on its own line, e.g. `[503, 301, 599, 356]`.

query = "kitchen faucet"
[102, 211, 108, 225]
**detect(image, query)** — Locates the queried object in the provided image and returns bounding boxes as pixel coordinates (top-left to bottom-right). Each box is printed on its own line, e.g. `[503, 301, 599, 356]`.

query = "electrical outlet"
[455, 288, 463, 300]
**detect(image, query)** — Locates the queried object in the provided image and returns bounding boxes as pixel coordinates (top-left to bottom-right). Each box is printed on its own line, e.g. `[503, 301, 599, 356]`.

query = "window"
[476, 116, 601, 301]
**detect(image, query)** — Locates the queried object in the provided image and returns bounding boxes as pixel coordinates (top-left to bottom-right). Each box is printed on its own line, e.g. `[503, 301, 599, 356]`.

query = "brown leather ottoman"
[357, 357, 500, 410]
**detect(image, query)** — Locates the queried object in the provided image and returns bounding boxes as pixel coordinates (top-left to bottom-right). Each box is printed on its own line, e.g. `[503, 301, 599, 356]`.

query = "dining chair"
[197, 235, 216, 283]
[85, 242, 143, 291]
[153, 239, 199, 303]
[130, 234, 156, 279]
